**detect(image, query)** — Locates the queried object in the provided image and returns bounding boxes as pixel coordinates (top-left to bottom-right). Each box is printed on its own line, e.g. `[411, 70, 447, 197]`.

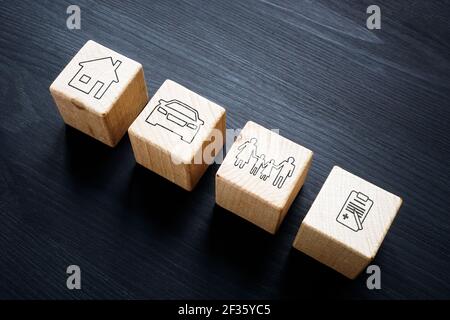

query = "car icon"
[145, 99, 204, 143]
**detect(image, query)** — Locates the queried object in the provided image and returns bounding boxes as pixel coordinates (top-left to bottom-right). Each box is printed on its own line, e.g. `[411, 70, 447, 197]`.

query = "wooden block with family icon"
[216, 121, 313, 234]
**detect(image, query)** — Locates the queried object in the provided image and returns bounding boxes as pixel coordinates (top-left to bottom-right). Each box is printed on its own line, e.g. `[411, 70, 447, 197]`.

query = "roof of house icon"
[78, 57, 121, 83]
[68, 56, 122, 99]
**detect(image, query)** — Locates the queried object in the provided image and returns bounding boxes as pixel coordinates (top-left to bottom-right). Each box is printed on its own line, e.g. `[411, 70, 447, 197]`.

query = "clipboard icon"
[336, 191, 373, 232]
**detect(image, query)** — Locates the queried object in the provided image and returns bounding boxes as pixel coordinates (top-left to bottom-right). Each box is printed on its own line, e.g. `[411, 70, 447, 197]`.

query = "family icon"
[234, 138, 296, 189]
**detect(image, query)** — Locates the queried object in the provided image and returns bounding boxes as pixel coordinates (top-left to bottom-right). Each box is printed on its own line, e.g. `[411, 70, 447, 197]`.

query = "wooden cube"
[216, 121, 313, 234]
[49, 40, 148, 147]
[128, 79, 226, 191]
[293, 166, 402, 279]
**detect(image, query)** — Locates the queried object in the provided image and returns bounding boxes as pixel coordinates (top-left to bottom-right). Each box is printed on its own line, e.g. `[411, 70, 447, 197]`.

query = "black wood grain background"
[0, 0, 449, 299]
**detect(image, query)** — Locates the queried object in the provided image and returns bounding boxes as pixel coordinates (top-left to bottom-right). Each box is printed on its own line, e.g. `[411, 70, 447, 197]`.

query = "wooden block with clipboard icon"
[292, 166, 402, 279]
[336, 191, 373, 232]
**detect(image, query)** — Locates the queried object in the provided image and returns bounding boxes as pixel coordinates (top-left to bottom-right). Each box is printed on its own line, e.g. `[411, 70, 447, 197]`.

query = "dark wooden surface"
[1, 0, 449, 299]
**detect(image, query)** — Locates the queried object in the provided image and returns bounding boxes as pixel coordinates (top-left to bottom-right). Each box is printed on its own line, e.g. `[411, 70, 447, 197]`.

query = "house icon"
[68, 57, 122, 99]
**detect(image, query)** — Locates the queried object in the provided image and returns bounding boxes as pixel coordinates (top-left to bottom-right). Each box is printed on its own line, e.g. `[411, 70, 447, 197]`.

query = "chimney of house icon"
[112, 60, 121, 71]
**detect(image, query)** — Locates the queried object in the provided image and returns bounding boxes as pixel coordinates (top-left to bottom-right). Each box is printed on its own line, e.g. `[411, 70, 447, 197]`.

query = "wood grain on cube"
[216, 121, 313, 234]
[293, 166, 403, 279]
[49, 40, 148, 147]
[128, 79, 226, 191]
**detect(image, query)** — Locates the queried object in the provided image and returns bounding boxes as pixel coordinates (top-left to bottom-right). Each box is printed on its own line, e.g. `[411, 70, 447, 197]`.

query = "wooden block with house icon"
[128, 79, 226, 191]
[50, 40, 148, 147]
[293, 166, 402, 279]
[216, 121, 313, 234]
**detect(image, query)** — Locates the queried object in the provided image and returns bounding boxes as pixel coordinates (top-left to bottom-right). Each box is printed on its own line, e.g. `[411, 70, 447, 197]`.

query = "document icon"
[337, 191, 373, 232]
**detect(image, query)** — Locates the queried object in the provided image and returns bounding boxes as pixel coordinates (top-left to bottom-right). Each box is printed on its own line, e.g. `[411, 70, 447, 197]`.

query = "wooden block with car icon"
[128, 79, 226, 191]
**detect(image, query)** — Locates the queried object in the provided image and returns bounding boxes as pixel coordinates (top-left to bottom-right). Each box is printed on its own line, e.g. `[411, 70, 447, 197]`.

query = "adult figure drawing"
[234, 138, 258, 169]
[272, 157, 296, 189]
